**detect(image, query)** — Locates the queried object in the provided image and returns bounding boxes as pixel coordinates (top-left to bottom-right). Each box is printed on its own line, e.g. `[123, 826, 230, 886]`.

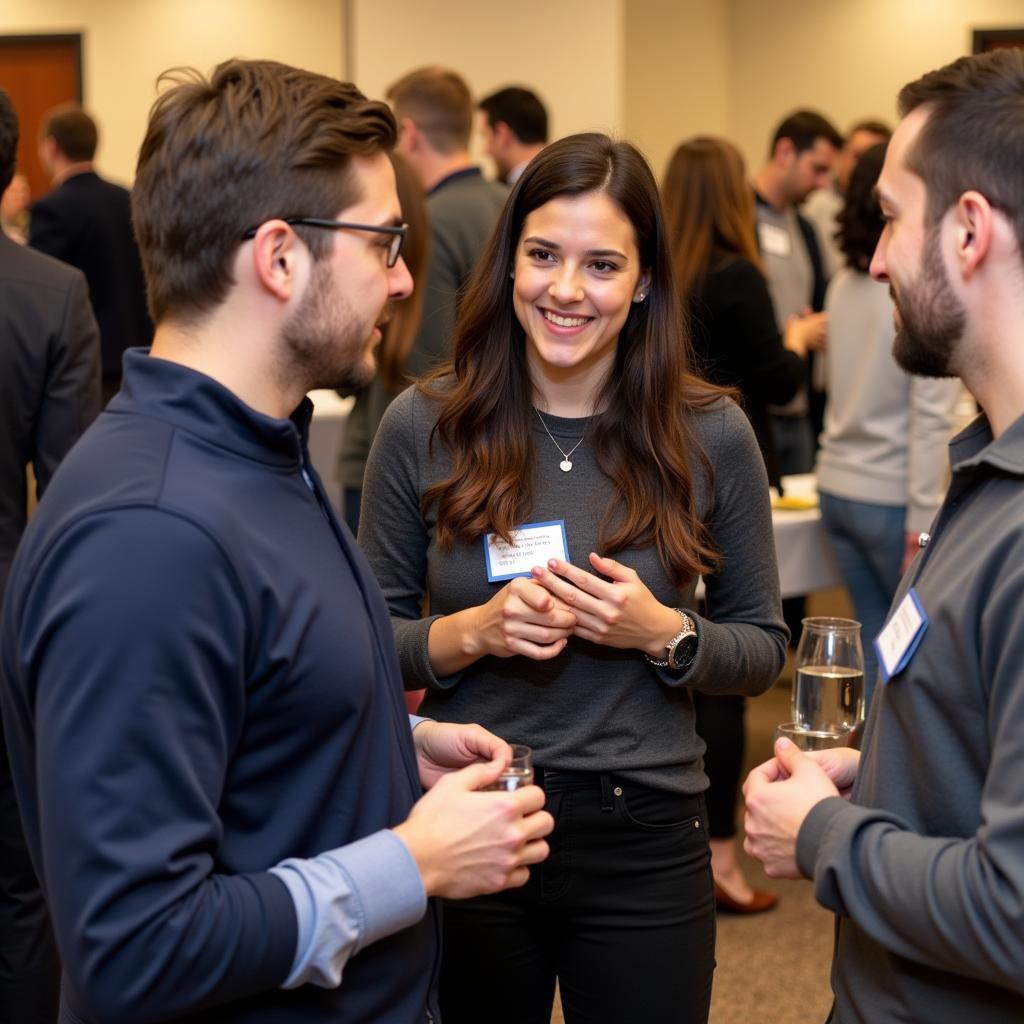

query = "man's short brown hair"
[898, 49, 1024, 258]
[132, 59, 396, 325]
[769, 109, 843, 156]
[386, 66, 472, 155]
[42, 104, 98, 162]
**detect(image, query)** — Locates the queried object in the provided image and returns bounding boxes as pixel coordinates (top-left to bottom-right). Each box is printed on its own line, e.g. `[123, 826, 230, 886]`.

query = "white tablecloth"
[773, 474, 841, 598]
[307, 390, 353, 514]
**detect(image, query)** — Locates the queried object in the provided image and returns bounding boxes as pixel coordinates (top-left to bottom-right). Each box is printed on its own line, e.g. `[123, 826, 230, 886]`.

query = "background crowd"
[2, 35, 1018, 1024]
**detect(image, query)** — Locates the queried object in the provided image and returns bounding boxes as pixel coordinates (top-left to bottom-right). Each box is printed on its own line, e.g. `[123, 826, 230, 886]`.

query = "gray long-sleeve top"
[797, 413, 1024, 1022]
[359, 387, 787, 795]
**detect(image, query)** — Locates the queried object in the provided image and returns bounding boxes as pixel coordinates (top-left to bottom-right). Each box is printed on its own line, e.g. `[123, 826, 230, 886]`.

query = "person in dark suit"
[0, 86, 100, 1024]
[30, 103, 152, 405]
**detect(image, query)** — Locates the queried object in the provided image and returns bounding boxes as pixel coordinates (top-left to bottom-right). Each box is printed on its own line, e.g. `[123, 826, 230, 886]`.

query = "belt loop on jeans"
[599, 773, 614, 812]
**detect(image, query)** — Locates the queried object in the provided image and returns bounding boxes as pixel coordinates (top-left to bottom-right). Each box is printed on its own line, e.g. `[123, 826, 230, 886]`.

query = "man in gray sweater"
[744, 49, 1024, 1023]
[386, 66, 506, 379]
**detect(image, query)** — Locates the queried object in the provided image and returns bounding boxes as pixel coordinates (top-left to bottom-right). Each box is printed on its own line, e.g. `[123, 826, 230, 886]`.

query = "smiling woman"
[358, 132, 789, 1024]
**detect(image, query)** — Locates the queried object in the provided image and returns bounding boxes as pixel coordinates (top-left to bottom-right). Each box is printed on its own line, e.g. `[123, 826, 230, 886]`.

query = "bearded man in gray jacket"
[745, 48, 1024, 1024]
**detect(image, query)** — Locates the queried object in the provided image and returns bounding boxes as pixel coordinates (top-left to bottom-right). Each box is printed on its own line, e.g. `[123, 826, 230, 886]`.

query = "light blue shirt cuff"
[409, 714, 431, 731]
[270, 828, 426, 989]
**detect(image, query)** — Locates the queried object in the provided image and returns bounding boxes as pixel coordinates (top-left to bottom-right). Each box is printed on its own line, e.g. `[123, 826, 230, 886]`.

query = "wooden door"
[0, 35, 82, 203]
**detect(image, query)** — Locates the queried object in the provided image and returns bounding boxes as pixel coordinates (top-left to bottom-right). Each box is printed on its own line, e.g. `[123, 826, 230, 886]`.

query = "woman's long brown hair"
[378, 153, 430, 390]
[662, 136, 763, 299]
[420, 133, 729, 587]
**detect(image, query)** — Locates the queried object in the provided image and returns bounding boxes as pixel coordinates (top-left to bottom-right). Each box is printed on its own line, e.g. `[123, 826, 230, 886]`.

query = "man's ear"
[494, 121, 514, 148]
[773, 137, 795, 166]
[399, 116, 421, 153]
[249, 220, 304, 303]
[953, 190, 994, 281]
[39, 135, 58, 170]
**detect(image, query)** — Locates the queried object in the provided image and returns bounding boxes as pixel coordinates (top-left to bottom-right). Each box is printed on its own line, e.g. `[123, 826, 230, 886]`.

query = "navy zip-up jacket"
[0, 350, 440, 1023]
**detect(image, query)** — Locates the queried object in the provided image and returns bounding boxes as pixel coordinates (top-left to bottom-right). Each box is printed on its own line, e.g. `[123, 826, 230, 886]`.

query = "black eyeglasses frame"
[242, 218, 408, 267]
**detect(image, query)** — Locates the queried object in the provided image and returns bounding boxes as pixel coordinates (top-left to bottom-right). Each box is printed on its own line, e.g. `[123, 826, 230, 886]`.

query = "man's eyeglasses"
[242, 218, 408, 268]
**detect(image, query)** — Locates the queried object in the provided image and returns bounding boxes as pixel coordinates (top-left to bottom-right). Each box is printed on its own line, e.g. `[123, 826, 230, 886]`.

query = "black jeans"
[439, 772, 715, 1024]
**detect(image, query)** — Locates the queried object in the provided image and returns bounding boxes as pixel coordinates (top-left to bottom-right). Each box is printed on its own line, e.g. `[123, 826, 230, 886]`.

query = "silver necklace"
[534, 407, 585, 472]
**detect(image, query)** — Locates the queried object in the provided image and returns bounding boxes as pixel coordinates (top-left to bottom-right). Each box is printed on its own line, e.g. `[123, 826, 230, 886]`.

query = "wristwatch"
[644, 609, 698, 671]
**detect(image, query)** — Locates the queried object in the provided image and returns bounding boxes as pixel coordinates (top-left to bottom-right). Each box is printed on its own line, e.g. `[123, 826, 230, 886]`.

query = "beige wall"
[351, 0, 624, 169]
[3, 1, 1023, 188]
[2, 0, 345, 184]
[729, 0, 1024, 172]
[623, 0, 732, 184]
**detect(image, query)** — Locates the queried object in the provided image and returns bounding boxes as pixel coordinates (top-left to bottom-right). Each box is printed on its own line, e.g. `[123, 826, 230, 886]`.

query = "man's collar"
[505, 160, 529, 186]
[52, 162, 96, 188]
[112, 348, 311, 466]
[950, 410, 1024, 476]
[427, 166, 483, 196]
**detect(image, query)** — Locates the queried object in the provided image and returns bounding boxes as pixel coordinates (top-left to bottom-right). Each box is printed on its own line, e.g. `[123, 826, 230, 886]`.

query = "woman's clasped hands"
[451, 552, 684, 667]
[530, 552, 682, 659]
[471, 576, 578, 660]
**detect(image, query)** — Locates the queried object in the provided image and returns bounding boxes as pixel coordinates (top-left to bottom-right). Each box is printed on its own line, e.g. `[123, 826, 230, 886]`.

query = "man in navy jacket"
[0, 59, 552, 1024]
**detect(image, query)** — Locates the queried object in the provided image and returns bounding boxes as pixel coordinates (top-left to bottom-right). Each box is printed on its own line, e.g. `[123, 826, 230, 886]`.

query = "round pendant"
[560, 459, 573, 472]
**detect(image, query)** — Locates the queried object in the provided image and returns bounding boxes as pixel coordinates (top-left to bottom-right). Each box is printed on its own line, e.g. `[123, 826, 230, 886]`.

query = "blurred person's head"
[835, 120, 891, 193]
[663, 136, 762, 298]
[760, 109, 843, 207]
[1, 172, 31, 239]
[0, 89, 18, 194]
[836, 142, 887, 272]
[387, 66, 474, 187]
[2, 172, 30, 213]
[478, 86, 548, 183]
[871, 48, 1024, 379]
[40, 104, 98, 175]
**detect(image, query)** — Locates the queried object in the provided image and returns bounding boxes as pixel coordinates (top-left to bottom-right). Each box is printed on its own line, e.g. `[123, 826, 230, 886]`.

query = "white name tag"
[758, 221, 792, 257]
[484, 520, 569, 582]
[874, 587, 929, 683]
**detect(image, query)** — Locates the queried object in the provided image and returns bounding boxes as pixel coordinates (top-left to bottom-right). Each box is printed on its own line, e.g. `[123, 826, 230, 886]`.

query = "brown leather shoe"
[714, 881, 779, 914]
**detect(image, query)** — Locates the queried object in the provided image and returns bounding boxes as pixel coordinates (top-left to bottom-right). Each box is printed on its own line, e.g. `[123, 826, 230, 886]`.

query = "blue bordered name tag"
[484, 520, 569, 582]
[874, 587, 929, 683]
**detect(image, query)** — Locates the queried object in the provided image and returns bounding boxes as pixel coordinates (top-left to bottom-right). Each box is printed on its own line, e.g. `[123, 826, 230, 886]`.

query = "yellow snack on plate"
[772, 494, 818, 511]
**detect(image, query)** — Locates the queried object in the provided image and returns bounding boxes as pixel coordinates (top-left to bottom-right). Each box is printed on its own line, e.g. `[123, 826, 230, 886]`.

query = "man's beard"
[891, 226, 965, 378]
[279, 258, 379, 393]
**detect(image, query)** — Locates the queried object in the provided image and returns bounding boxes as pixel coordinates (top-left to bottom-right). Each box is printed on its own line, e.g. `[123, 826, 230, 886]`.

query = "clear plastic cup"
[774, 721, 851, 751]
[482, 744, 534, 791]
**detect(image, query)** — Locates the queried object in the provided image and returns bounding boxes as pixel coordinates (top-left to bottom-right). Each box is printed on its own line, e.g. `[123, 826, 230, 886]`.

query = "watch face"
[669, 633, 698, 670]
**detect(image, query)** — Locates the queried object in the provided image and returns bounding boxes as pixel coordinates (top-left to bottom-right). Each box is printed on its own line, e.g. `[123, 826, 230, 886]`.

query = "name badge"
[484, 520, 569, 582]
[758, 221, 792, 258]
[874, 587, 929, 683]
